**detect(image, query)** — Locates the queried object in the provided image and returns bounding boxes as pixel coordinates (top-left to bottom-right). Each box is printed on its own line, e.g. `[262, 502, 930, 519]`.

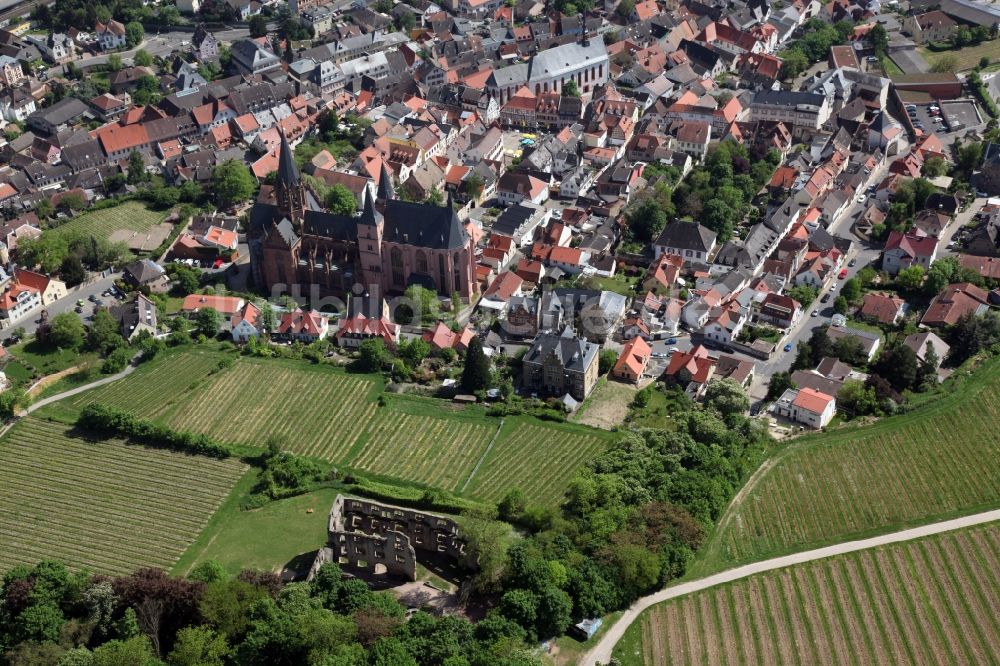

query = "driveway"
[581, 508, 1000, 666]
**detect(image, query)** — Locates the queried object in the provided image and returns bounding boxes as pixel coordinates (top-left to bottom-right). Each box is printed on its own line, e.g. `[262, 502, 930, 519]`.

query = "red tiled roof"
[793, 387, 835, 414]
[613, 336, 652, 378]
[181, 294, 244, 315]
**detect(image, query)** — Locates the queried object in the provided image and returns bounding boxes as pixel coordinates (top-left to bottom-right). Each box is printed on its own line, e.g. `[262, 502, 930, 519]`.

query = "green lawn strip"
[171, 468, 338, 577]
[802, 565, 846, 665]
[724, 584, 748, 665]
[902, 545, 955, 661]
[831, 559, 878, 665]
[866, 548, 924, 665]
[914, 541, 977, 664]
[787, 569, 821, 665]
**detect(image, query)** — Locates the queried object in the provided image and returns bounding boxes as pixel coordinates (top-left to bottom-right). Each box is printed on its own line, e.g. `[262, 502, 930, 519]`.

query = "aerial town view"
[2, 0, 1000, 661]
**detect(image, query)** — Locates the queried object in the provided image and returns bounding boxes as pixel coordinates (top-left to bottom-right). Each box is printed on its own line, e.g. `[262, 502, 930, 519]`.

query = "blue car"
[783, 343, 793, 352]
[666, 337, 677, 344]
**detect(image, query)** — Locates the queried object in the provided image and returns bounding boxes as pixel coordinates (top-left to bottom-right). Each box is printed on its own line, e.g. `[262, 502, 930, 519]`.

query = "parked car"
[848, 258, 857, 267]
[665, 337, 677, 344]
[821, 293, 831, 303]
[784, 343, 793, 352]
[811, 309, 819, 317]
[839, 268, 848, 279]
[88, 294, 97, 302]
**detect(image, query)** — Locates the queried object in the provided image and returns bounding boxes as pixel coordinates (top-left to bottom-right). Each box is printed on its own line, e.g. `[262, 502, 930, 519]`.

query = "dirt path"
[581, 508, 1000, 666]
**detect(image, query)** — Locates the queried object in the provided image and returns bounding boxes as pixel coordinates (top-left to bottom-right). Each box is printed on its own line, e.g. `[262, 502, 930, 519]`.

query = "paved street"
[3, 273, 121, 339]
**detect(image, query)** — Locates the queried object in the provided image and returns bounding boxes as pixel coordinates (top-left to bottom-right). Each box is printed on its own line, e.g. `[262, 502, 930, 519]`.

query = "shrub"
[77, 404, 231, 458]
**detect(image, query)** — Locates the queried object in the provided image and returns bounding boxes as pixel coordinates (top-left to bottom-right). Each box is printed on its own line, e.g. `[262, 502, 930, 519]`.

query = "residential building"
[921, 282, 990, 327]
[230, 40, 281, 76]
[279, 308, 330, 342]
[903, 331, 950, 370]
[883, 230, 938, 275]
[110, 293, 158, 341]
[335, 311, 399, 348]
[521, 329, 600, 401]
[0, 55, 25, 88]
[192, 25, 219, 62]
[903, 10, 957, 44]
[422, 321, 474, 351]
[0, 281, 39, 321]
[231, 302, 263, 343]
[94, 20, 126, 51]
[772, 387, 836, 428]
[750, 90, 831, 135]
[181, 294, 246, 331]
[826, 324, 882, 361]
[860, 292, 906, 325]
[758, 293, 802, 328]
[664, 344, 716, 397]
[123, 259, 170, 293]
[672, 121, 711, 160]
[496, 171, 549, 206]
[612, 336, 652, 384]
[653, 221, 717, 262]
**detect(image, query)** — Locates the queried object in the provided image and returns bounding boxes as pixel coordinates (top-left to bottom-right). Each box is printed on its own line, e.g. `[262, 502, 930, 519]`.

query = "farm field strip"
[717, 375, 1000, 566]
[465, 424, 608, 506]
[349, 412, 492, 491]
[51, 201, 167, 240]
[616, 522, 1000, 666]
[0, 418, 246, 576]
[167, 360, 378, 460]
[68, 351, 224, 417]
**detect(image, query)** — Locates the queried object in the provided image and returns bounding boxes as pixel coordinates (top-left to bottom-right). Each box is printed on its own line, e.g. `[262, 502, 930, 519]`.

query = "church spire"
[274, 130, 306, 223]
[376, 162, 395, 203]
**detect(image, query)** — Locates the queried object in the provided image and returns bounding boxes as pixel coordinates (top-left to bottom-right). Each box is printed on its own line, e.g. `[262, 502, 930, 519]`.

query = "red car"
[838, 268, 848, 279]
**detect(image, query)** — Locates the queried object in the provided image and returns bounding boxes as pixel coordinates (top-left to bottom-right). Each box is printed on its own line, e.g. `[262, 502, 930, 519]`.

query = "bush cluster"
[77, 404, 231, 459]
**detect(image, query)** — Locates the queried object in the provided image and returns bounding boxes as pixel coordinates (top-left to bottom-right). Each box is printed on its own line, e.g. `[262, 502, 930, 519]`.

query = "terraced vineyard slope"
[38, 349, 613, 508]
[614, 521, 1000, 666]
[0, 418, 247, 575]
[699, 357, 1000, 572]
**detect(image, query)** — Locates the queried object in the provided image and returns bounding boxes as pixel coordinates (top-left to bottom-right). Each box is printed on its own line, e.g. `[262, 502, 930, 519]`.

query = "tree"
[922, 155, 948, 178]
[980, 56, 991, 70]
[781, 48, 809, 79]
[107, 53, 123, 72]
[168, 263, 201, 294]
[88, 309, 126, 354]
[704, 378, 750, 416]
[125, 21, 144, 48]
[841, 277, 861, 304]
[324, 184, 356, 216]
[766, 371, 795, 400]
[896, 265, 925, 292]
[48, 312, 85, 349]
[133, 49, 153, 67]
[833, 295, 849, 315]
[832, 336, 865, 366]
[91, 637, 156, 666]
[462, 336, 491, 392]
[626, 198, 668, 244]
[128, 151, 148, 184]
[60, 254, 86, 285]
[837, 379, 879, 417]
[357, 338, 389, 372]
[957, 141, 984, 174]
[213, 160, 256, 208]
[397, 10, 415, 32]
[168, 626, 229, 666]
[807, 327, 832, 366]
[873, 344, 919, 392]
[598, 348, 618, 375]
[562, 80, 580, 97]
[788, 285, 818, 307]
[102, 345, 133, 373]
[58, 191, 86, 211]
[188, 560, 227, 584]
[249, 14, 268, 38]
[870, 24, 889, 56]
[196, 307, 222, 337]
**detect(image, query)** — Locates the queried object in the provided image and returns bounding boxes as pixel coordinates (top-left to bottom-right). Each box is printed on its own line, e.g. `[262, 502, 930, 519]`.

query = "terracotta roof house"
[422, 321, 475, 351]
[758, 293, 802, 329]
[772, 387, 836, 428]
[612, 335, 652, 384]
[279, 308, 331, 343]
[860, 292, 907, 325]
[921, 282, 990, 327]
[181, 294, 245, 318]
[335, 311, 398, 348]
[664, 344, 716, 397]
[482, 270, 524, 304]
[883, 230, 938, 276]
[231, 302, 263, 343]
[14, 268, 66, 305]
[644, 253, 684, 292]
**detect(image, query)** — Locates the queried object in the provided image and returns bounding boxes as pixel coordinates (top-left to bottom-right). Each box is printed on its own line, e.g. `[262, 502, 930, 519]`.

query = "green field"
[50, 201, 167, 241]
[614, 522, 1000, 665]
[0, 417, 246, 575]
[41, 348, 613, 508]
[172, 471, 338, 577]
[919, 39, 1000, 71]
[697, 357, 1000, 573]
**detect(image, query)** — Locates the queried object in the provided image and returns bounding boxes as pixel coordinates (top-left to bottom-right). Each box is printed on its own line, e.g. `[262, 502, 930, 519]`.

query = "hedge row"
[968, 73, 999, 118]
[77, 403, 232, 459]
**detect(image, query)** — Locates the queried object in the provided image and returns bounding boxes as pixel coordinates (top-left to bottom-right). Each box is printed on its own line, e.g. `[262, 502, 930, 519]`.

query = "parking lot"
[906, 99, 984, 143]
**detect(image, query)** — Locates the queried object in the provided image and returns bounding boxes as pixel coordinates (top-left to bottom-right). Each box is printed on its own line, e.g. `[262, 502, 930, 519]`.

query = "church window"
[416, 250, 428, 274]
[391, 247, 404, 286]
[453, 252, 462, 292]
[438, 254, 446, 291]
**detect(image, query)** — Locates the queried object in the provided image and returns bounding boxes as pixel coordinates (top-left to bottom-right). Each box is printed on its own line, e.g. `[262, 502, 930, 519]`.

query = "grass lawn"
[571, 377, 636, 430]
[918, 40, 1000, 71]
[582, 273, 640, 297]
[614, 521, 1000, 666]
[880, 55, 904, 77]
[550, 612, 623, 666]
[693, 354, 1000, 575]
[172, 470, 338, 577]
[623, 386, 687, 431]
[2, 360, 33, 388]
[7, 340, 99, 381]
[49, 201, 168, 242]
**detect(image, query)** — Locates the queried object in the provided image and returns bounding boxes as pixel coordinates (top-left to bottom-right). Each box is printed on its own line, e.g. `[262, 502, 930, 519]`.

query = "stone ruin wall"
[308, 495, 470, 582]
